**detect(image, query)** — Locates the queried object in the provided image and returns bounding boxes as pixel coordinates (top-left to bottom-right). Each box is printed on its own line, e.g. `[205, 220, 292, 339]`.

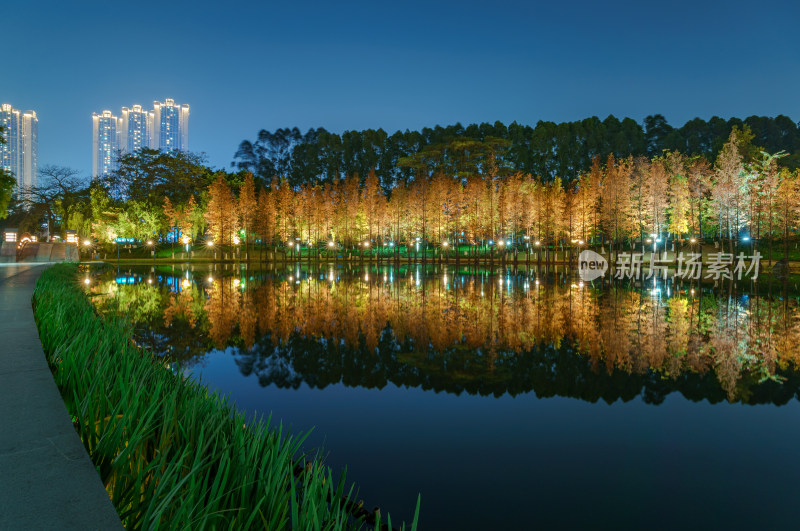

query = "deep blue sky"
[3, 0, 799, 179]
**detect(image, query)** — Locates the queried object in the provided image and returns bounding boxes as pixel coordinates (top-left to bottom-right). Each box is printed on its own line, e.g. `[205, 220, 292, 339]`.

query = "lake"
[84, 262, 800, 530]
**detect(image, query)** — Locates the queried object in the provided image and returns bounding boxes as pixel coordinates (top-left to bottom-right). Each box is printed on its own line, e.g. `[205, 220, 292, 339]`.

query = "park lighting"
[498, 240, 504, 247]
[742, 236, 751, 242]
[181, 279, 190, 289]
[442, 241, 449, 247]
[578, 240, 584, 245]
[328, 241, 335, 247]
[181, 235, 190, 245]
[363, 241, 370, 247]
[646, 238, 652, 243]
[690, 238, 697, 244]
[146, 240, 153, 246]
[83, 277, 91, 285]
[207, 240, 214, 247]
[534, 241, 541, 246]
[233, 236, 241, 245]
[83, 240, 91, 246]
[207, 276, 214, 282]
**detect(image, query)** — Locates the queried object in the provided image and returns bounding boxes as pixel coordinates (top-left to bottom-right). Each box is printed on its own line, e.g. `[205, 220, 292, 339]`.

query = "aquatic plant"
[34, 263, 419, 530]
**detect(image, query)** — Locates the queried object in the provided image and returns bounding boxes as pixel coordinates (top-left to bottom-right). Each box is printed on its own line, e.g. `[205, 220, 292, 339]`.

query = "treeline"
[6, 121, 800, 264]
[233, 115, 800, 189]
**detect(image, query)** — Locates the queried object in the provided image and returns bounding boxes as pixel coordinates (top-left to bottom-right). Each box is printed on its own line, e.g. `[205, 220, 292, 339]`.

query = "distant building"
[93, 98, 189, 176]
[0, 103, 38, 192]
[151, 99, 189, 152]
[92, 110, 121, 179]
[120, 104, 152, 154]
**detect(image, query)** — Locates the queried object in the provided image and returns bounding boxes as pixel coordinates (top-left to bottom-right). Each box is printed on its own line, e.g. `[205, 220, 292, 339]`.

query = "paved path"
[0, 264, 122, 530]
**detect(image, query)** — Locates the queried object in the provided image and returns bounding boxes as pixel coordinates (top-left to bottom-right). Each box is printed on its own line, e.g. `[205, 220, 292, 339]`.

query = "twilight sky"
[3, 0, 799, 179]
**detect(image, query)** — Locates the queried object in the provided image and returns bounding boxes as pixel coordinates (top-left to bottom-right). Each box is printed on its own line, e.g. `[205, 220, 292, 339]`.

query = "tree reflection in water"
[87, 264, 800, 404]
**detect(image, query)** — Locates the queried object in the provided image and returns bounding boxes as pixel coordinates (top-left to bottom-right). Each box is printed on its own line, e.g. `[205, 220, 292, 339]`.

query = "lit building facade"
[94, 99, 189, 173]
[0, 103, 38, 192]
[151, 99, 189, 152]
[121, 104, 153, 154]
[92, 110, 121, 179]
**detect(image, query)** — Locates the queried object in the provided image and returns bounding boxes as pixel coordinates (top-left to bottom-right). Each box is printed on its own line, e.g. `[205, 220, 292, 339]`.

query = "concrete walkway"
[0, 264, 122, 530]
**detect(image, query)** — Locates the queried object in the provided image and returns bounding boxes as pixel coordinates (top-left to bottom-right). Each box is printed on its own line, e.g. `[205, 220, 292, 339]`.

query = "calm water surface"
[85, 263, 800, 530]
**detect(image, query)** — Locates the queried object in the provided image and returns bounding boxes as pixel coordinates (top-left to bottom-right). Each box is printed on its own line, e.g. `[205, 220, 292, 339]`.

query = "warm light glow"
[534, 241, 541, 246]
[181, 235, 190, 245]
[234, 279, 241, 287]
[83, 240, 91, 246]
[646, 238, 652, 243]
[442, 241, 449, 247]
[147, 240, 153, 246]
[147, 278, 153, 284]
[207, 276, 214, 282]
[181, 279, 190, 288]
[328, 241, 335, 247]
[363, 242, 370, 247]
[690, 238, 697, 243]
[498, 240, 504, 246]
[207, 240, 214, 247]
[233, 236, 241, 245]
[83, 278, 91, 285]
[578, 240, 584, 245]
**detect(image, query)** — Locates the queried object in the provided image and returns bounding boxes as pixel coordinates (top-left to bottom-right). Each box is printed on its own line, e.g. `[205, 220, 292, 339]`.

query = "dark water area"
[84, 262, 800, 530]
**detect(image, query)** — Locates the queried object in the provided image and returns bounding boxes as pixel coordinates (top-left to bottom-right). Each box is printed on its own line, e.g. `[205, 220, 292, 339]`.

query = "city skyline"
[3, 0, 799, 181]
[92, 99, 189, 178]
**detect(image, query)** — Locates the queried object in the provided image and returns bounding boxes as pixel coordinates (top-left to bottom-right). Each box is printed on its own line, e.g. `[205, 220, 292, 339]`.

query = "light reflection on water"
[85, 263, 800, 529]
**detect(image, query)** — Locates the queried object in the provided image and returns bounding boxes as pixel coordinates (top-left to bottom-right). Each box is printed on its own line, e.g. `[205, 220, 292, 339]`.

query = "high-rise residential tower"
[93, 99, 189, 177]
[151, 99, 189, 152]
[0, 103, 38, 192]
[92, 110, 121, 179]
[121, 104, 153, 154]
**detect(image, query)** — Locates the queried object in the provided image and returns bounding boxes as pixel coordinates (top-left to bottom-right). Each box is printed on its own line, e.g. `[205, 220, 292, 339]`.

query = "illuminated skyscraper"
[0, 103, 38, 192]
[93, 99, 189, 177]
[151, 99, 189, 152]
[121, 104, 153, 154]
[92, 110, 121, 179]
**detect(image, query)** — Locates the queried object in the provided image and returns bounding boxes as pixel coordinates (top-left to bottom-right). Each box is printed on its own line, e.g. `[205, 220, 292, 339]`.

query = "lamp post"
[207, 239, 216, 261]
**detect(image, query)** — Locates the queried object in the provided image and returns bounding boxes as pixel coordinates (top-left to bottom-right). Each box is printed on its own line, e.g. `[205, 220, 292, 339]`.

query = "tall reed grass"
[33, 264, 419, 530]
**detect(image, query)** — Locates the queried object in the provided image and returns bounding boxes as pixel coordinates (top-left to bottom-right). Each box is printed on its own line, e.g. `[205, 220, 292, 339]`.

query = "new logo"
[578, 250, 608, 281]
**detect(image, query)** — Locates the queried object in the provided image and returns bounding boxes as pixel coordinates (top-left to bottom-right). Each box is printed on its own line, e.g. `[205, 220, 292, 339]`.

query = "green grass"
[33, 263, 420, 530]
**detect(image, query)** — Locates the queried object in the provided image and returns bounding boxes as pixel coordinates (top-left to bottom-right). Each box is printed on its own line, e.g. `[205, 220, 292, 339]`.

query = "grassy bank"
[33, 263, 418, 530]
